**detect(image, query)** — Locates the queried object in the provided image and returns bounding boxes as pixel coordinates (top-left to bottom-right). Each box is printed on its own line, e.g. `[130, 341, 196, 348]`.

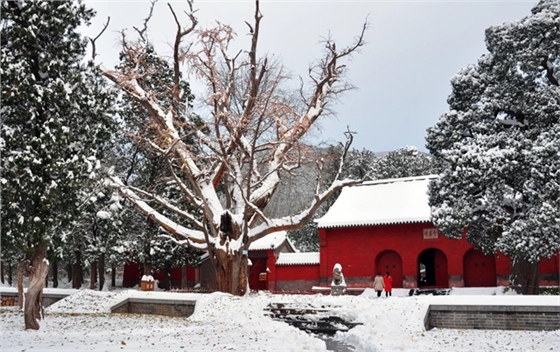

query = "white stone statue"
[331, 263, 347, 296]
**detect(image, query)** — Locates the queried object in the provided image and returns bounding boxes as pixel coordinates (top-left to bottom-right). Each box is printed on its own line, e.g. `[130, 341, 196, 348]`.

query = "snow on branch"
[247, 20, 368, 210]
[107, 176, 206, 245]
[98, 1, 369, 274]
[168, 1, 198, 116]
[124, 183, 204, 230]
[248, 177, 363, 241]
[160, 234, 207, 251]
[248, 129, 365, 242]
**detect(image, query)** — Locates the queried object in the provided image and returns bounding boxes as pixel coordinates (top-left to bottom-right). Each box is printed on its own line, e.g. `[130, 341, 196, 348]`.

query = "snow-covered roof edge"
[249, 231, 288, 251]
[197, 231, 290, 262]
[316, 174, 439, 229]
[276, 252, 320, 265]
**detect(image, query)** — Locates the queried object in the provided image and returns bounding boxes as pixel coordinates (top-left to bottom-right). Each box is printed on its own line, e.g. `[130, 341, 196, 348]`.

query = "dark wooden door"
[464, 249, 496, 287]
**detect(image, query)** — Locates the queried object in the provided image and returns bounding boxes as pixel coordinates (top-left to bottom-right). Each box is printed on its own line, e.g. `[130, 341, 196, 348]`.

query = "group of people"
[372, 272, 393, 297]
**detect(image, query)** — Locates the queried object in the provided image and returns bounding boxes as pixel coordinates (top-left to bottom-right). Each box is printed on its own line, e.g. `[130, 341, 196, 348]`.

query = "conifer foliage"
[426, 0, 560, 294]
[1, 1, 115, 328]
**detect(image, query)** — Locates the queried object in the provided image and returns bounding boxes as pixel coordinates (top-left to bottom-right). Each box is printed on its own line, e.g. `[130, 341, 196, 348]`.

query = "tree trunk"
[111, 266, 116, 288]
[52, 260, 58, 288]
[143, 262, 152, 275]
[214, 249, 248, 296]
[8, 262, 13, 286]
[90, 260, 97, 290]
[510, 255, 540, 295]
[162, 261, 171, 291]
[1, 261, 4, 284]
[17, 261, 25, 309]
[45, 268, 49, 288]
[181, 264, 187, 289]
[98, 254, 105, 291]
[24, 243, 49, 330]
[72, 251, 83, 289]
[66, 262, 72, 283]
[212, 213, 249, 296]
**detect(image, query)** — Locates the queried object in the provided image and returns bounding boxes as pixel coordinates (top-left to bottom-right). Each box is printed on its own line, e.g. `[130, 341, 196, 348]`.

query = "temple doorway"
[418, 248, 448, 288]
[375, 250, 403, 288]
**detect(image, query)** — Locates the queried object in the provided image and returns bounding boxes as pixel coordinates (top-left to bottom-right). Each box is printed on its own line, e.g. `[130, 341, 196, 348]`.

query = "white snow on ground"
[1, 287, 559, 351]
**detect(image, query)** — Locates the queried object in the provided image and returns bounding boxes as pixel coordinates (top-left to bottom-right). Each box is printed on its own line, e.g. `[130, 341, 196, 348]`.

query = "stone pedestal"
[331, 284, 347, 296]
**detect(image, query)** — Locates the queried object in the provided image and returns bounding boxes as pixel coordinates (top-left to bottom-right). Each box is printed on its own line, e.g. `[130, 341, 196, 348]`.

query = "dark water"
[265, 303, 357, 351]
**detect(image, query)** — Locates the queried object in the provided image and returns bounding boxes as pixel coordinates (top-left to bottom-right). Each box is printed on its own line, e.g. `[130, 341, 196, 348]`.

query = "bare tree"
[102, 0, 367, 295]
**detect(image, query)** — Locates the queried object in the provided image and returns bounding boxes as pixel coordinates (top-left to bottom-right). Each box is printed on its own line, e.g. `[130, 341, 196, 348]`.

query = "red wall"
[319, 222, 559, 289]
[121, 227, 559, 292]
[320, 222, 473, 288]
[275, 264, 320, 293]
[123, 262, 141, 288]
[539, 255, 560, 286]
[276, 264, 320, 280]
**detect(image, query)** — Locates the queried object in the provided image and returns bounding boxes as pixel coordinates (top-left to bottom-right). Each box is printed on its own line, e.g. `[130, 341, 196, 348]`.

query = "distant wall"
[275, 264, 319, 293]
[427, 305, 560, 331]
[321, 223, 560, 289]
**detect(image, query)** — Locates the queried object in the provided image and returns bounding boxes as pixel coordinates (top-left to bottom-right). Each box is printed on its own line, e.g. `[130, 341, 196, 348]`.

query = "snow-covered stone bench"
[311, 286, 366, 295]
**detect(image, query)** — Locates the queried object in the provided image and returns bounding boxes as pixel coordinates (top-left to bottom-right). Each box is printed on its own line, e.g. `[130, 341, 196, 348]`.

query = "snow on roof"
[276, 252, 320, 265]
[316, 175, 438, 228]
[249, 231, 288, 251]
[197, 231, 290, 263]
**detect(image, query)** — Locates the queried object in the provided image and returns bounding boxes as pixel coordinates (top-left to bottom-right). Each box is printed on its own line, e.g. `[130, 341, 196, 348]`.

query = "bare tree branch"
[89, 16, 110, 59]
[100, 0, 368, 295]
[133, 0, 156, 41]
[168, 1, 198, 117]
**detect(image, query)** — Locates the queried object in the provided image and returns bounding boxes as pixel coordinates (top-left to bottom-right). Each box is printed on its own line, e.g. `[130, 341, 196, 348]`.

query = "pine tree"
[426, 0, 560, 294]
[374, 146, 438, 179]
[1, 1, 116, 328]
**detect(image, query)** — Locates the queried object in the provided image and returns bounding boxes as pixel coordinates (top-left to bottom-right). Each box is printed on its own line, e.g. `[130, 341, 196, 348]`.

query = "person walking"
[372, 272, 385, 298]
[384, 271, 393, 297]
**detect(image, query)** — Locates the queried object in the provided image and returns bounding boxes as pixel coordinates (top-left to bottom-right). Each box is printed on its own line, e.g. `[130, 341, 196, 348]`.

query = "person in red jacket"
[383, 271, 393, 297]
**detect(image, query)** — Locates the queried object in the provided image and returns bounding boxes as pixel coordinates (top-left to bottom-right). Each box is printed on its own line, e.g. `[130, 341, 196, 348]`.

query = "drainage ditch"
[264, 303, 359, 352]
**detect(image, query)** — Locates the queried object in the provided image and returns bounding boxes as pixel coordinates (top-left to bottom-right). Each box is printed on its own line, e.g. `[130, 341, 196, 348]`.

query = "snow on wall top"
[249, 231, 288, 251]
[316, 175, 438, 228]
[276, 252, 320, 265]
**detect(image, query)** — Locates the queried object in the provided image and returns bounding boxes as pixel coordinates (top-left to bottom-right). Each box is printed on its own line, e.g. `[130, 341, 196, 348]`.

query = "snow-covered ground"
[1, 287, 559, 351]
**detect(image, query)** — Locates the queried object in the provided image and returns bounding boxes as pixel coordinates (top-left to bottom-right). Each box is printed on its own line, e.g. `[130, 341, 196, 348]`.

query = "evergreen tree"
[374, 146, 438, 179]
[60, 178, 128, 290]
[426, 0, 560, 294]
[1, 1, 116, 328]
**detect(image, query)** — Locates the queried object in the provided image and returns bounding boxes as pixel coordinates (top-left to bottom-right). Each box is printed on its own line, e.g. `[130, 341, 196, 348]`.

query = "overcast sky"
[83, 0, 536, 153]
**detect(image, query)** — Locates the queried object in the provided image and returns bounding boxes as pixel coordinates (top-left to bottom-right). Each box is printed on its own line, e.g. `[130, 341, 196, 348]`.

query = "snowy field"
[1, 287, 559, 352]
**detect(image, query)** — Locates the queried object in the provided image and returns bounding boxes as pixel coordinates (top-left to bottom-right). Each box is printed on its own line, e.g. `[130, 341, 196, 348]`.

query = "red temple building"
[124, 175, 559, 292]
